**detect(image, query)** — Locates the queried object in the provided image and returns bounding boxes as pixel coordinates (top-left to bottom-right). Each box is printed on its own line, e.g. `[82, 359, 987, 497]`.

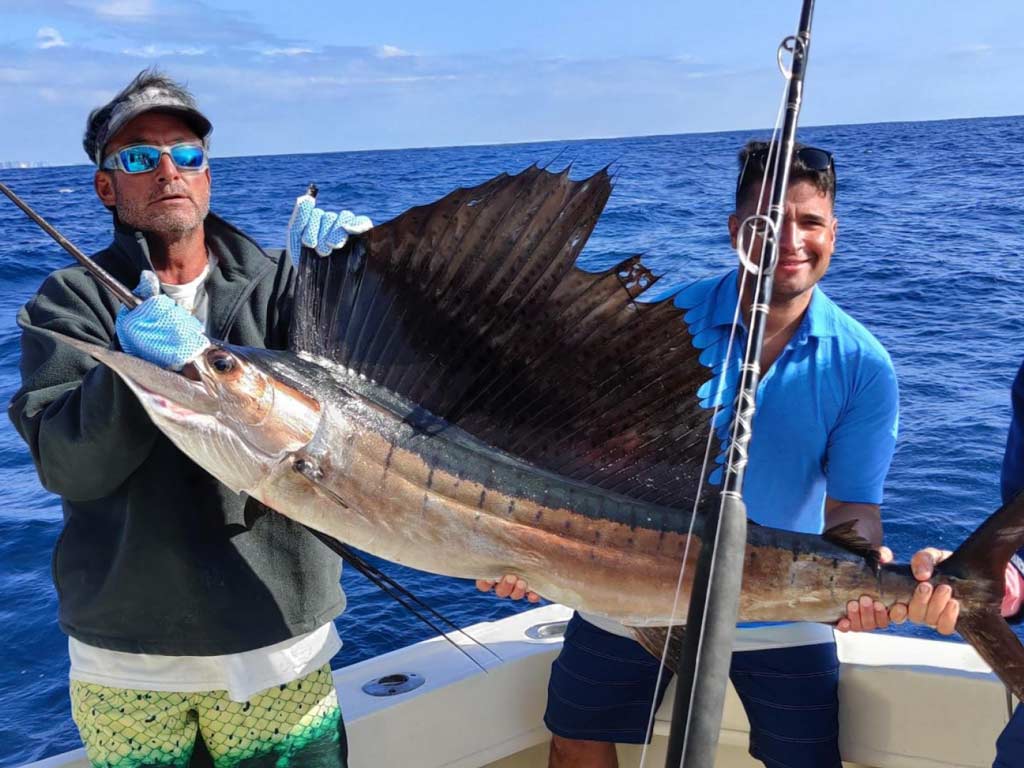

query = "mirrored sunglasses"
[102, 143, 208, 174]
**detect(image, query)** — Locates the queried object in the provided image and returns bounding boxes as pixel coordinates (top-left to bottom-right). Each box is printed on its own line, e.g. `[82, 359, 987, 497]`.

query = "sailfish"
[26, 165, 1024, 696]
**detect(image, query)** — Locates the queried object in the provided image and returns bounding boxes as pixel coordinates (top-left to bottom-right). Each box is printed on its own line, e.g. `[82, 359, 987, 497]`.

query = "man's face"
[94, 112, 211, 238]
[728, 178, 837, 303]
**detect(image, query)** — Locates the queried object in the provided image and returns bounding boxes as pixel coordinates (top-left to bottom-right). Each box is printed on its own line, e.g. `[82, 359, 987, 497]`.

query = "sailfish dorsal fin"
[289, 165, 719, 510]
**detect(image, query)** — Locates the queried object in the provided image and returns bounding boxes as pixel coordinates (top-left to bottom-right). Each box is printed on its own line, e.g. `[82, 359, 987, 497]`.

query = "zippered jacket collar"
[109, 212, 277, 338]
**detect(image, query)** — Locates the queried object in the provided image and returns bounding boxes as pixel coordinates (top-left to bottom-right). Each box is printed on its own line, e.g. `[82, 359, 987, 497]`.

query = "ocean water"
[0, 116, 1021, 764]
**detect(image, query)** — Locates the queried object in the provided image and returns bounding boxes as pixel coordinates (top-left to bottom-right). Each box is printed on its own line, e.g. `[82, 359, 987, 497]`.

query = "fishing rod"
[664, 1, 817, 766]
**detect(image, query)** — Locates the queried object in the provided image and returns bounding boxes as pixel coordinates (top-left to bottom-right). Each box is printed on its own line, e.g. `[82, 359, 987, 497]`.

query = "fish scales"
[243, 355, 914, 627]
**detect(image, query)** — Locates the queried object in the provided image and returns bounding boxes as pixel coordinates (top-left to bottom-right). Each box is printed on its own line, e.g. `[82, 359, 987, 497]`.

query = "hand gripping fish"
[21, 167, 1024, 696]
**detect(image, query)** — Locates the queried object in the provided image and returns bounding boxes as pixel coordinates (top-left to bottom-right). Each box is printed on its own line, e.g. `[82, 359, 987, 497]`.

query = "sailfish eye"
[206, 349, 237, 374]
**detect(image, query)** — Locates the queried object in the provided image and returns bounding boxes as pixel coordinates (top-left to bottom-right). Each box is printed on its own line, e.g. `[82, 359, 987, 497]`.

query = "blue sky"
[1, 1, 1022, 165]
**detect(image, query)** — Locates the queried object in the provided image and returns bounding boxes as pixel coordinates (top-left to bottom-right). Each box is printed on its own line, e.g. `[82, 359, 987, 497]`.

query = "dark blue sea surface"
[1, 116, 1021, 764]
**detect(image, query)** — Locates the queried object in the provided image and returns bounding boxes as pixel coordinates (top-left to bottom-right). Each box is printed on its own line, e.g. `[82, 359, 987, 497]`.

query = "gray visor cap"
[85, 84, 213, 166]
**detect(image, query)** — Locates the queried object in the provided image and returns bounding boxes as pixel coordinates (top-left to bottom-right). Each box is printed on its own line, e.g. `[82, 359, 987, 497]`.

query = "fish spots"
[535, 509, 544, 522]
[507, 499, 516, 517]
[477, 490, 487, 508]
[426, 467, 435, 489]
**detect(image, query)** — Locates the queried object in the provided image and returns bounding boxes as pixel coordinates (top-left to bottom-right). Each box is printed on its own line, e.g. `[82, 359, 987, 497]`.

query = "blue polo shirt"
[1003, 360, 1024, 505]
[579, 270, 899, 647]
[674, 270, 899, 535]
[673, 270, 899, 647]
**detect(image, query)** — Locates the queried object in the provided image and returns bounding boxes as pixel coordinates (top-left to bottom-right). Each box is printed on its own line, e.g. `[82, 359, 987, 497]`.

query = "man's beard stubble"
[114, 180, 210, 240]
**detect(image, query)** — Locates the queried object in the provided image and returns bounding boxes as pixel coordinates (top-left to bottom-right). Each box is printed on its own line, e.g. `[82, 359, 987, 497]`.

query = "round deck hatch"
[361, 672, 425, 697]
[525, 620, 568, 640]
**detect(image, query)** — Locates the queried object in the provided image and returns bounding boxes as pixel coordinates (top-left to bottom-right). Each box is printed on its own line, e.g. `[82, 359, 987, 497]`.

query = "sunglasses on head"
[101, 142, 208, 174]
[736, 144, 834, 201]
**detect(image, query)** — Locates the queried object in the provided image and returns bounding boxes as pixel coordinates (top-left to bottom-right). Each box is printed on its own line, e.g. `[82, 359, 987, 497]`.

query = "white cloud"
[307, 74, 458, 86]
[122, 44, 207, 57]
[36, 27, 69, 50]
[262, 47, 315, 57]
[377, 45, 410, 59]
[671, 53, 701, 65]
[93, 0, 156, 19]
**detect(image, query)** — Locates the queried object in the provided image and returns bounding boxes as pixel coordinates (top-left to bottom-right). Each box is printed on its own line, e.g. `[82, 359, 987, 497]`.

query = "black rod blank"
[665, 1, 818, 765]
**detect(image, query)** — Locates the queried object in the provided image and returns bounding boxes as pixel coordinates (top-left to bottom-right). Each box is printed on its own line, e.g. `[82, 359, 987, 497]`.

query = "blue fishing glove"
[287, 194, 373, 260]
[115, 271, 210, 370]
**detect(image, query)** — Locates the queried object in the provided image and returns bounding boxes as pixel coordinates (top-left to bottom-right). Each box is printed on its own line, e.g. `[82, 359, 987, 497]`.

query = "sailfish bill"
[29, 165, 1024, 699]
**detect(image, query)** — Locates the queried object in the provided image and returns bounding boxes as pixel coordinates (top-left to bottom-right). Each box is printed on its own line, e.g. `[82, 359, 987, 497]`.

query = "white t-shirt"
[158, 254, 213, 322]
[69, 624, 342, 702]
[68, 258, 342, 701]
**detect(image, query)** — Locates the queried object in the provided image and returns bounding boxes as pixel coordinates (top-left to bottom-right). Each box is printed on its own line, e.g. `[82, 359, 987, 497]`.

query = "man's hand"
[287, 194, 373, 261]
[835, 546, 894, 632]
[476, 574, 542, 603]
[891, 548, 1024, 635]
[889, 547, 960, 635]
[115, 271, 210, 370]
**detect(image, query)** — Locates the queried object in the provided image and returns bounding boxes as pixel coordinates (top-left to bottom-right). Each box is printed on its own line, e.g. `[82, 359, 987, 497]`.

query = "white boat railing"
[19, 604, 1013, 768]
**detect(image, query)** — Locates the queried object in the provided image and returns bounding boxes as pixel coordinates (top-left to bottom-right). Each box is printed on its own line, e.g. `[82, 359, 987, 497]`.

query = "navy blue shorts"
[544, 613, 674, 744]
[995, 703, 1024, 767]
[544, 613, 841, 768]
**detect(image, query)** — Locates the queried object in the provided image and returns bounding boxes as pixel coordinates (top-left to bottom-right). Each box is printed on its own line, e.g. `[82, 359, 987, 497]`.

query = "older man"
[9, 69, 366, 767]
[480, 141, 900, 768]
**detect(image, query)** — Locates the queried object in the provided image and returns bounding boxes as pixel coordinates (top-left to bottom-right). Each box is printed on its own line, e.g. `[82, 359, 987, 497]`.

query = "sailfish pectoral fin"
[631, 625, 686, 672]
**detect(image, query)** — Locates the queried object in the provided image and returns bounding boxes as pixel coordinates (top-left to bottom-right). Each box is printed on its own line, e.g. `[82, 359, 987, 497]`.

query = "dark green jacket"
[9, 213, 345, 655]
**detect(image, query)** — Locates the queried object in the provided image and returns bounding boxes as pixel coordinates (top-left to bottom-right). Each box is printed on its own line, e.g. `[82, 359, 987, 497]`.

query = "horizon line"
[2, 112, 1021, 171]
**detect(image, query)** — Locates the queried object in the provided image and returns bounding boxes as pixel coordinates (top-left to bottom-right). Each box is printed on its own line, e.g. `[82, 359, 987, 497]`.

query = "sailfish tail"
[938, 492, 1024, 700]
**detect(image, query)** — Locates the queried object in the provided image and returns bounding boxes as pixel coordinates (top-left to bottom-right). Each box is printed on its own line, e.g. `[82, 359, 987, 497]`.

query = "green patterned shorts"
[70, 664, 347, 768]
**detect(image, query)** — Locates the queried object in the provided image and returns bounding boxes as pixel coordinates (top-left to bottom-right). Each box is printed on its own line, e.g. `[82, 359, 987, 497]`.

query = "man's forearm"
[10, 291, 160, 501]
[14, 361, 158, 501]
